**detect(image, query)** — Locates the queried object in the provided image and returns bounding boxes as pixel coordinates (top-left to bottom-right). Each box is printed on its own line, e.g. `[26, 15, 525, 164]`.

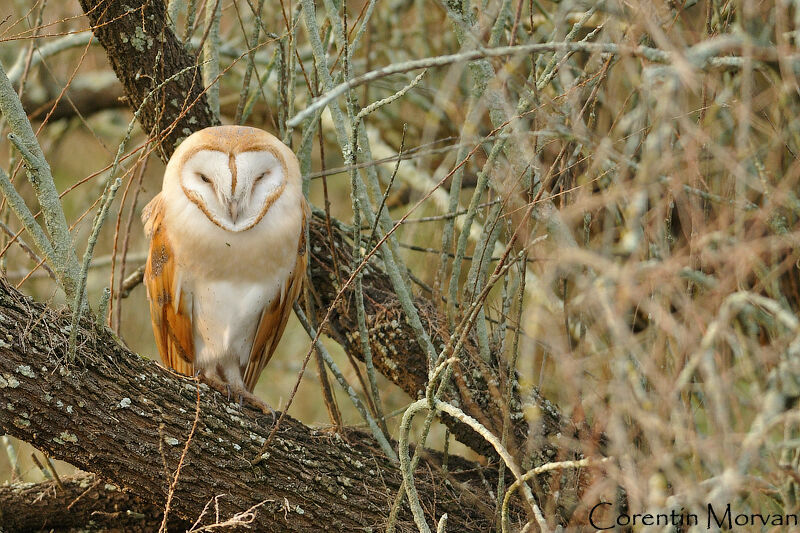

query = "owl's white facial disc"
[232, 151, 286, 230]
[180, 149, 286, 232]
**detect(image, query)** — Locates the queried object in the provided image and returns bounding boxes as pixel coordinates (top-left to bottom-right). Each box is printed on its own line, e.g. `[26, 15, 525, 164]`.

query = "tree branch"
[21, 73, 127, 122]
[0, 278, 515, 531]
[0, 472, 185, 532]
[0, 61, 80, 300]
[78, 0, 220, 160]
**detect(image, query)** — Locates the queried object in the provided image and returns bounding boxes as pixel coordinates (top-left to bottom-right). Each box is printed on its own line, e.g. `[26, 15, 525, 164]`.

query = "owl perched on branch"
[142, 126, 307, 397]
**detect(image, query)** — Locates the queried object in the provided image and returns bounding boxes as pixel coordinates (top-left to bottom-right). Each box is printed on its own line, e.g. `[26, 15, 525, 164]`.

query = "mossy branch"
[0, 60, 80, 300]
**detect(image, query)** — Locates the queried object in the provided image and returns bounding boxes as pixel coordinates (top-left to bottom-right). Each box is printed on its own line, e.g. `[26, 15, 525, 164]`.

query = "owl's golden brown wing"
[142, 194, 195, 377]
[241, 203, 308, 392]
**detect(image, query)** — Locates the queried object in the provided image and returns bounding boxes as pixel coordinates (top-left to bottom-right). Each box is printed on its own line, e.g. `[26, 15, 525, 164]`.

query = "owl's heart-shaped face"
[179, 149, 286, 232]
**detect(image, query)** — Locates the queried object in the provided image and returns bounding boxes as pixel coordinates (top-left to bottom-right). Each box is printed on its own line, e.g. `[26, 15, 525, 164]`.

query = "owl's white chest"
[162, 191, 302, 386]
[187, 278, 273, 379]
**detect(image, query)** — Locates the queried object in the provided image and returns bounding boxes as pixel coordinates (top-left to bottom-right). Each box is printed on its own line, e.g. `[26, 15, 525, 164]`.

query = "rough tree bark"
[0, 473, 185, 531]
[77, 0, 220, 160]
[0, 278, 516, 531]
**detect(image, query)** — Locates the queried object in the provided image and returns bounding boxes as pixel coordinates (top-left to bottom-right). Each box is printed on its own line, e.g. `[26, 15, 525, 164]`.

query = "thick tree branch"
[0, 472, 185, 532]
[78, 0, 220, 160]
[308, 214, 550, 459]
[0, 278, 515, 531]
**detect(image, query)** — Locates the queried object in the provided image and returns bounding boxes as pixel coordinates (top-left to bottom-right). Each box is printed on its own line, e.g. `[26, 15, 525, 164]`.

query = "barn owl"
[142, 125, 307, 397]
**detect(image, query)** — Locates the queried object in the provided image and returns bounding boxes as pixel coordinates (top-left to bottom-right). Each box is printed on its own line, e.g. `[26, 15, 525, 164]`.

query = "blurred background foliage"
[2, 0, 800, 527]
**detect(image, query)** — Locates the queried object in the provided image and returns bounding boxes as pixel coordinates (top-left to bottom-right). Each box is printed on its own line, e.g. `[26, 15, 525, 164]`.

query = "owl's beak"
[228, 200, 240, 224]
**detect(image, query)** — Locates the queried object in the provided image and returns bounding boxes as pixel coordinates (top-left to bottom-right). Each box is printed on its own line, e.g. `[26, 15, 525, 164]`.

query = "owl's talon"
[265, 404, 277, 423]
[236, 389, 274, 417]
